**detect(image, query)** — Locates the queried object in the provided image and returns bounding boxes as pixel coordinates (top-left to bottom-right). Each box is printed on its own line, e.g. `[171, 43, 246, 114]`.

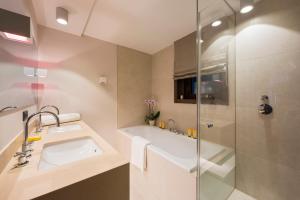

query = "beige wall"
[117, 46, 152, 128]
[37, 26, 118, 146]
[37, 26, 154, 145]
[152, 45, 197, 131]
[235, 0, 300, 199]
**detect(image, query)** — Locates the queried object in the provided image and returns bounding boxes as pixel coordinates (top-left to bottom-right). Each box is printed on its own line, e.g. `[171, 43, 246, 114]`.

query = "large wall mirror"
[0, 33, 38, 116]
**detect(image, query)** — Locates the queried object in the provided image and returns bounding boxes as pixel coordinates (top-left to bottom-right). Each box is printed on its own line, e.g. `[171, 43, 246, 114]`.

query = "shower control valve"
[258, 95, 273, 115]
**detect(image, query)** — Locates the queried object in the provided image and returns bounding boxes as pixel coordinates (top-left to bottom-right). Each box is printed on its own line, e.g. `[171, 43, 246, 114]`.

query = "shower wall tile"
[117, 46, 152, 128]
[236, 0, 300, 61]
[236, 0, 300, 199]
[236, 151, 300, 200]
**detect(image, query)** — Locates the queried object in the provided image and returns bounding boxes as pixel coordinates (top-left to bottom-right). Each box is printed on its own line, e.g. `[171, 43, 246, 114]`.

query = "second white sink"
[38, 137, 103, 171]
[48, 124, 82, 135]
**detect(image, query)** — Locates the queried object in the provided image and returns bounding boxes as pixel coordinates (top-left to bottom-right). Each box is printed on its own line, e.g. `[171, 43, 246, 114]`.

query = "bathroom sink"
[47, 124, 82, 134]
[38, 137, 103, 171]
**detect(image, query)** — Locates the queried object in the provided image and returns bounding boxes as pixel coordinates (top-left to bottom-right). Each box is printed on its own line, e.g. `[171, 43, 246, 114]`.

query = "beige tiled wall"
[235, 0, 300, 199]
[117, 46, 152, 128]
[118, 39, 198, 132]
[152, 45, 197, 131]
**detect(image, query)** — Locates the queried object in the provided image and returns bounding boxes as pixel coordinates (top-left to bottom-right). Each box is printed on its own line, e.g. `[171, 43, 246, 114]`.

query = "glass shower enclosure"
[197, 0, 300, 199]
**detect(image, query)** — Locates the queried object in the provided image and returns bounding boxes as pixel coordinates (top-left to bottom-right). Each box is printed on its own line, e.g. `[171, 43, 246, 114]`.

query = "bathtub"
[118, 125, 229, 173]
[117, 125, 235, 200]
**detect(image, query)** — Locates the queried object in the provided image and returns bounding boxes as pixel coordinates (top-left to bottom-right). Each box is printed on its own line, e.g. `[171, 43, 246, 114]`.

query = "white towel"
[131, 136, 151, 172]
[41, 113, 81, 126]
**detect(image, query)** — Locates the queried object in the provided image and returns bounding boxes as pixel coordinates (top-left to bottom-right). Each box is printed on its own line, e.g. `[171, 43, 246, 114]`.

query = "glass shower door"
[197, 0, 236, 199]
[197, 0, 300, 199]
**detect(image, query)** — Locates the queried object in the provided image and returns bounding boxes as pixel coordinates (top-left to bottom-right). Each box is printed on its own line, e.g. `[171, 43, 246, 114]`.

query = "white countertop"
[0, 121, 128, 200]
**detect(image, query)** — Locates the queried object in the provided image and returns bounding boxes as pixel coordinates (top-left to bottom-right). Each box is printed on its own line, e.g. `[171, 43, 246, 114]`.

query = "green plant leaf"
[153, 111, 160, 119]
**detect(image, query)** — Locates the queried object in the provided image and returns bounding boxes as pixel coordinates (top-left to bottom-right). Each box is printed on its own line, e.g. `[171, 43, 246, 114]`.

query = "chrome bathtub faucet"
[14, 111, 60, 168]
[167, 118, 177, 133]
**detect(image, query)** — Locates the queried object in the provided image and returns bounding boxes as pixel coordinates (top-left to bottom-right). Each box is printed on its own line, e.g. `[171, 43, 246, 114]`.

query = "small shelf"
[174, 99, 196, 104]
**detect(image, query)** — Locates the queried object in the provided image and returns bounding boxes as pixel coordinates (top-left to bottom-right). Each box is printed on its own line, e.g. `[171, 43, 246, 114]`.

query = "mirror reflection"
[0, 33, 38, 116]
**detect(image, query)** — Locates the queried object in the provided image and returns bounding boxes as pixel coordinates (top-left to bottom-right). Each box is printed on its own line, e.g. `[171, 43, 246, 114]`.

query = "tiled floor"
[227, 189, 256, 200]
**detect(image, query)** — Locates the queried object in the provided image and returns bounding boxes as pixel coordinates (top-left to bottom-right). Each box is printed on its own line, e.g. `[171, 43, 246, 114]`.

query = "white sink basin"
[38, 137, 103, 171]
[48, 124, 82, 135]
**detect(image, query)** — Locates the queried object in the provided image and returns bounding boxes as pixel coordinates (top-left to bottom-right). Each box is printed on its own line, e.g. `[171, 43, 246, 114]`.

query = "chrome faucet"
[15, 111, 60, 167]
[37, 105, 60, 131]
[199, 121, 214, 128]
[167, 119, 177, 133]
[40, 105, 60, 115]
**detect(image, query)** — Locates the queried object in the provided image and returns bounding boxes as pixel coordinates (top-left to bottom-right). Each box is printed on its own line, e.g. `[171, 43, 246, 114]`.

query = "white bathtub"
[118, 125, 229, 173]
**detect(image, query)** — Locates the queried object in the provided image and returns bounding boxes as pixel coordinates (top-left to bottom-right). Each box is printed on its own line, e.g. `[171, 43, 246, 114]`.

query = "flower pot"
[149, 120, 155, 126]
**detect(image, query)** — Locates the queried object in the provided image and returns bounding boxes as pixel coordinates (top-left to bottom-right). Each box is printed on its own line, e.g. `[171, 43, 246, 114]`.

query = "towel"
[130, 136, 151, 172]
[41, 113, 81, 126]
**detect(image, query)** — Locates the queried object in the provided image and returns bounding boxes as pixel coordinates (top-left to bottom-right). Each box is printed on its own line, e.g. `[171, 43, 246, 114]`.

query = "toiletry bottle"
[187, 128, 192, 137]
[192, 129, 197, 139]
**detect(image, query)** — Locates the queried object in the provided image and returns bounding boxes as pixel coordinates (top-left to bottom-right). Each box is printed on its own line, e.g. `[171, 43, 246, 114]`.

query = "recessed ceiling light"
[240, 0, 254, 14]
[200, 39, 204, 43]
[56, 7, 68, 25]
[211, 20, 222, 27]
[240, 5, 254, 14]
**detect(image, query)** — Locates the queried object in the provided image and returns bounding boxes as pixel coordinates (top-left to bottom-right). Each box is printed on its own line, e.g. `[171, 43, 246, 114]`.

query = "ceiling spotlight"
[56, 7, 68, 25]
[240, 0, 254, 14]
[240, 5, 254, 13]
[200, 39, 204, 43]
[211, 20, 222, 27]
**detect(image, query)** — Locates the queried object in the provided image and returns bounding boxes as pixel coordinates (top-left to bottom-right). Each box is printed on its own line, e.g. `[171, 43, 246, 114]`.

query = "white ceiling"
[85, 0, 196, 54]
[28, 0, 243, 54]
[29, 0, 197, 54]
[0, 0, 27, 16]
[198, 0, 236, 27]
[31, 0, 96, 36]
